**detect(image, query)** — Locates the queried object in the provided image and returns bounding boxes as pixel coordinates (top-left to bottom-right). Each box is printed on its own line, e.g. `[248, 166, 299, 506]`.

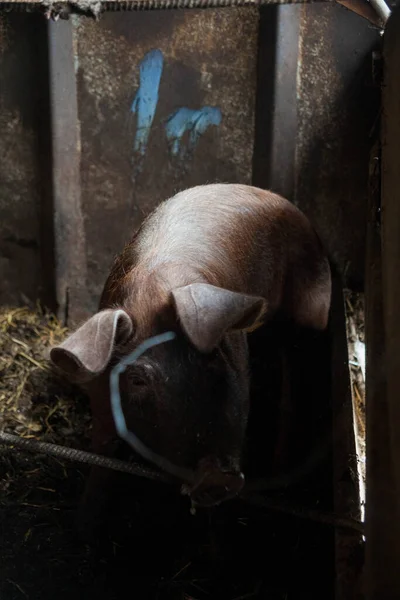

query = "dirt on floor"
[0, 304, 352, 600]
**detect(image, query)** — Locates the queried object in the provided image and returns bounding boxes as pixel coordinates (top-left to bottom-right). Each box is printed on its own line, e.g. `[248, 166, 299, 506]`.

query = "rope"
[0, 431, 173, 483]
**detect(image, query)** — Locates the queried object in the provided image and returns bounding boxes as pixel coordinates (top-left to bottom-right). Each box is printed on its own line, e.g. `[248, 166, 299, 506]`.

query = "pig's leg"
[75, 435, 122, 543]
[77, 466, 117, 539]
[271, 342, 293, 474]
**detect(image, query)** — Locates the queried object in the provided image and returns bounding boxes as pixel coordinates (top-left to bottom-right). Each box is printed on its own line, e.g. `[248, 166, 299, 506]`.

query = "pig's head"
[50, 282, 266, 508]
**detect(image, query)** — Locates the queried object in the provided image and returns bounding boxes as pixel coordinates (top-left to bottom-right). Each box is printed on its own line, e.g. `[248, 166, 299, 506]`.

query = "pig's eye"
[126, 361, 157, 387]
[127, 371, 147, 387]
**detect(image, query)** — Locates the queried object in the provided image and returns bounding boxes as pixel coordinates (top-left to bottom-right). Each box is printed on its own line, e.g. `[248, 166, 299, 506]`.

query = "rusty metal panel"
[252, 2, 381, 290]
[75, 9, 260, 310]
[0, 14, 46, 306]
[294, 2, 380, 290]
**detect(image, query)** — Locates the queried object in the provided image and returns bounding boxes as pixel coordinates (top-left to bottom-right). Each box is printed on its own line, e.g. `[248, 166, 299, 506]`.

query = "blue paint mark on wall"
[129, 50, 222, 167]
[131, 49, 164, 156]
[165, 106, 222, 157]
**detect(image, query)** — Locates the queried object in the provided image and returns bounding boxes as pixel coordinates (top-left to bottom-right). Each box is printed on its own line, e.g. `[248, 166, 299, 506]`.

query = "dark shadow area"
[0, 289, 339, 599]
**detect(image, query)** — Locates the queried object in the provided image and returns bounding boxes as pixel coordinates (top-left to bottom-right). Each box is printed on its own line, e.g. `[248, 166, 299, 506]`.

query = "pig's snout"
[181, 463, 245, 508]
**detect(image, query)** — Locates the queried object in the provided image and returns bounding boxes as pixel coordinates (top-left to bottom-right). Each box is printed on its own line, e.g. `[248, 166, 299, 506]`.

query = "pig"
[50, 183, 331, 520]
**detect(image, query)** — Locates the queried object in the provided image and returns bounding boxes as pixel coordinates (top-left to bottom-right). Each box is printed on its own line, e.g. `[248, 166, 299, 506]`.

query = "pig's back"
[136, 184, 327, 295]
[138, 184, 282, 260]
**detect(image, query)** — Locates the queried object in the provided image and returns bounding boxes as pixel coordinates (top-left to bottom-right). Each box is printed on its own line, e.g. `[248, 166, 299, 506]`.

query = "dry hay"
[344, 290, 366, 516]
[0, 304, 91, 449]
[344, 291, 365, 440]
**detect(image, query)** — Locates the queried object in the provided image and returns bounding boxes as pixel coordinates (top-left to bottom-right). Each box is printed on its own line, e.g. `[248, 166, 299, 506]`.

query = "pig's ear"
[171, 283, 266, 353]
[50, 309, 133, 382]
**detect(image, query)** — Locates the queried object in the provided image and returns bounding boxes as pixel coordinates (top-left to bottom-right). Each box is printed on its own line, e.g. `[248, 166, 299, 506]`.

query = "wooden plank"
[367, 6, 400, 598]
[365, 136, 400, 599]
[381, 6, 400, 503]
[365, 9, 400, 597]
[252, 4, 301, 200]
[47, 19, 89, 327]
